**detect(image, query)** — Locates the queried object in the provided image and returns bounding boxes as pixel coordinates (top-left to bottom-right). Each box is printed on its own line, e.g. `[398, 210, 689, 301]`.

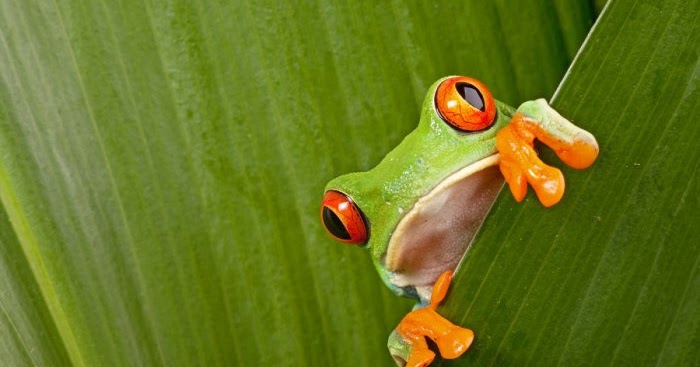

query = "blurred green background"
[0, 0, 697, 366]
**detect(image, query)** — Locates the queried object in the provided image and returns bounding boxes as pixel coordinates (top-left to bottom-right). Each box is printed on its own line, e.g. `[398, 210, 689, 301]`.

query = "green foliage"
[440, 0, 699, 365]
[0, 0, 695, 366]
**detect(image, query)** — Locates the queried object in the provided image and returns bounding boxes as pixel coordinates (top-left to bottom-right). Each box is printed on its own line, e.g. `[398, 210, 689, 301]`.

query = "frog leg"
[496, 99, 599, 207]
[392, 271, 474, 367]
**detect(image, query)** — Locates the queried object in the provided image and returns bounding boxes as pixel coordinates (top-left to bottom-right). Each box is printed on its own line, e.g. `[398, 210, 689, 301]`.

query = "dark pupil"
[456, 82, 485, 111]
[323, 207, 351, 240]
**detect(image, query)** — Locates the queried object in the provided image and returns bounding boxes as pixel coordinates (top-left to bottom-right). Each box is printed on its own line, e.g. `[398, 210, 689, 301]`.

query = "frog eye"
[321, 190, 368, 245]
[434, 76, 497, 131]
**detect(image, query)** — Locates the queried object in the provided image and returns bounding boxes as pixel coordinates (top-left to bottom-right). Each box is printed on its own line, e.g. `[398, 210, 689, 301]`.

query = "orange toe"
[528, 164, 565, 208]
[430, 270, 453, 309]
[555, 139, 599, 169]
[499, 159, 527, 202]
[406, 348, 435, 367]
[436, 327, 474, 359]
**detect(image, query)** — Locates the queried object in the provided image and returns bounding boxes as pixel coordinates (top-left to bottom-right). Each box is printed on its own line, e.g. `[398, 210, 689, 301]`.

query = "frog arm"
[496, 99, 599, 207]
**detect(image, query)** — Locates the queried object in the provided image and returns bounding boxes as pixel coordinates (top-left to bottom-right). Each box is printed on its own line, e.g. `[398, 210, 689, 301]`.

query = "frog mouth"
[384, 154, 503, 301]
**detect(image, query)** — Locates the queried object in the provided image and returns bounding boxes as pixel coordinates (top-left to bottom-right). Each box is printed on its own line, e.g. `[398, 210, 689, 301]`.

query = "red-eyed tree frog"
[320, 76, 598, 366]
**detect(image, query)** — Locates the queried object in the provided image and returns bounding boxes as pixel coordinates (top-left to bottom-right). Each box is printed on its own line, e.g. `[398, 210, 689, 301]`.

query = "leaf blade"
[440, 0, 699, 365]
[0, 1, 596, 366]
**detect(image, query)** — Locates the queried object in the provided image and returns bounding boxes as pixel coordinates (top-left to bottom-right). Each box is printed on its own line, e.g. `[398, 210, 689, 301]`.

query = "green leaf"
[0, 1, 600, 366]
[439, 0, 699, 365]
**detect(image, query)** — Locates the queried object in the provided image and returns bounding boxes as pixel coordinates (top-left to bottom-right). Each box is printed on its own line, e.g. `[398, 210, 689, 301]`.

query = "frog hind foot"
[395, 308, 474, 365]
[496, 99, 599, 207]
[392, 271, 474, 366]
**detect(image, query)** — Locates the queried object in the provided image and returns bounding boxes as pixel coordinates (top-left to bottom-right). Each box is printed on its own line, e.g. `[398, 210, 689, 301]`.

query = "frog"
[320, 76, 599, 366]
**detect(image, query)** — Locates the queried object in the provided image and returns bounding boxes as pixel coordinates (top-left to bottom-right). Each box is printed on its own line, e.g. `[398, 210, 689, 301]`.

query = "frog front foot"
[496, 99, 599, 207]
[389, 271, 474, 367]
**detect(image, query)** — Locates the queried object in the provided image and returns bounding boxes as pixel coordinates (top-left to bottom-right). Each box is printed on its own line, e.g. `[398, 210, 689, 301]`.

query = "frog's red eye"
[321, 190, 368, 245]
[434, 76, 497, 131]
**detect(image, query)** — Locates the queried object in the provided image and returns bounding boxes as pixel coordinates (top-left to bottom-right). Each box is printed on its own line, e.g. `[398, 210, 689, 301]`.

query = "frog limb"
[392, 271, 474, 367]
[496, 99, 599, 207]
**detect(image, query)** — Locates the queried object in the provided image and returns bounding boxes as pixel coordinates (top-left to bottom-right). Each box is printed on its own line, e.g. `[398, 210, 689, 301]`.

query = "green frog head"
[321, 76, 514, 302]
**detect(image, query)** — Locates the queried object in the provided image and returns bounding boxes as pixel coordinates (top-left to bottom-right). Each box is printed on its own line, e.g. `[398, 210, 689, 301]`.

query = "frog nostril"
[455, 82, 485, 111]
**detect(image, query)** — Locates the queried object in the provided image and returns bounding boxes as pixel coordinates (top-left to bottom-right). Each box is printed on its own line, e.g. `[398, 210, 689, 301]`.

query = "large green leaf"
[0, 1, 602, 366]
[440, 0, 699, 365]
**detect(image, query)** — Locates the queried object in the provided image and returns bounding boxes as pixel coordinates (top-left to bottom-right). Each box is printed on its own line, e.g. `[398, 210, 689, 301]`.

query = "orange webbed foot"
[395, 271, 474, 366]
[496, 99, 599, 207]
